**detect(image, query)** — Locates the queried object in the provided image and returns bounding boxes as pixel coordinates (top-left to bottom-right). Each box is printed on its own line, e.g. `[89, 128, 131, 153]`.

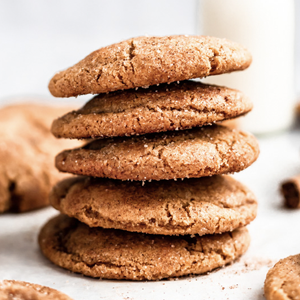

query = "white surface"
[200, 0, 296, 134]
[1, 125, 300, 300]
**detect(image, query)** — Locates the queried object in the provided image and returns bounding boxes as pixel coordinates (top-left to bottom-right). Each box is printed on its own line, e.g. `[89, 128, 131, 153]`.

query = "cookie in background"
[0, 280, 73, 300]
[264, 254, 300, 300]
[296, 102, 300, 117]
[0, 104, 82, 213]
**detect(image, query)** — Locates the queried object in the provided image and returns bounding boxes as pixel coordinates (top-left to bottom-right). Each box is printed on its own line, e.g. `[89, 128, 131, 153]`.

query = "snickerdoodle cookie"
[264, 254, 300, 300]
[0, 280, 72, 300]
[49, 35, 251, 97]
[55, 125, 259, 181]
[50, 175, 257, 236]
[39, 214, 250, 280]
[51, 81, 252, 139]
[0, 104, 82, 213]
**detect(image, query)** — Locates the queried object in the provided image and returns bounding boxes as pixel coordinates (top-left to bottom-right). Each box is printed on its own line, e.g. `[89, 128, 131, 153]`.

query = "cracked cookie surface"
[48, 35, 252, 97]
[39, 214, 250, 280]
[51, 81, 252, 139]
[264, 254, 300, 300]
[0, 104, 82, 213]
[0, 280, 72, 300]
[55, 124, 259, 181]
[50, 175, 257, 236]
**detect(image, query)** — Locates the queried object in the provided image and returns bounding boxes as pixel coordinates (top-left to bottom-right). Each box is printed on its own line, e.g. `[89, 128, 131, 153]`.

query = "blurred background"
[0, 0, 299, 132]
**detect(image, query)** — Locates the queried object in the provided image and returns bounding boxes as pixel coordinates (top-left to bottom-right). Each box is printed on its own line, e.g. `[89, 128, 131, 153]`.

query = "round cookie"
[0, 280, 72, 300]
[50, 175, 257, 236]
[48, 35, 252, 97]
[264, 254, 300, 300]
[51, 81, 252, 139]
[55, 125, 259, 181]
[39, 214, 250, 281]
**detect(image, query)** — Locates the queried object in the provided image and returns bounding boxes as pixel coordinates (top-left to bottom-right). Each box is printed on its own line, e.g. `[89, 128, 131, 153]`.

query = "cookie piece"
[50, 175, 257, 236]
[264, 254, 300, 300]
[0, 104, 82, 213]
[48, 35, 252, 97]
[39, 214, 250, 280]
[0, 280, 72, 300]
[51, 81, 252, 139]
[55, 125, 259, 181]
[281, 175, 300, 208]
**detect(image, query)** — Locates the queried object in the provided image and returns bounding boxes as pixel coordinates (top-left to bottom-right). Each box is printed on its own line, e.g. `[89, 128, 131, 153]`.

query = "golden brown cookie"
[39, 214, 250, 281]
[264, 254, 300, 300]
[50, 175, 257, 236]
[55, 125, 259, 181]
[0, 104, 82, 213]
[0, 280, 72, 300]
[51, 81, 252, 139]
[48, 35, 252, 97]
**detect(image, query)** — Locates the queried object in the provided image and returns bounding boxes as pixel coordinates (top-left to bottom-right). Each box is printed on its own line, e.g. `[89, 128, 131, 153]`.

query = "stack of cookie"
[39, 35, 259, 280]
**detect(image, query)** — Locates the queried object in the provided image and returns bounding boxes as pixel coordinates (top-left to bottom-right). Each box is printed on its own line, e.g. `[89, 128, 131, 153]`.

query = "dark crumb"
[281, 181, 300, 208]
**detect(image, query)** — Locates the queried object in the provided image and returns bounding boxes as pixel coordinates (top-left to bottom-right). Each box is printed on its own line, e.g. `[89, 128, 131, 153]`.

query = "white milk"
[198, 0, 295, 134]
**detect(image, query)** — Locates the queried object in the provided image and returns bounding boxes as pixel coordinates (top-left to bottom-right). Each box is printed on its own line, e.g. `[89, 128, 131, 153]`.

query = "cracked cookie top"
[0, 280, 72, 300]
[55, 124, 259, 181]
[50, 175, 257, 236]
[51, 80, 252, 139]
[39, 214, 250, 280]
[265, 254, 300, 300]
[48, 35, 252, 98]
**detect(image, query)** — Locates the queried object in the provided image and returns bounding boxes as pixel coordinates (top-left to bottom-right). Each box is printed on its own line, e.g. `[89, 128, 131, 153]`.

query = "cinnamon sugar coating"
[50, 175, 257, 236]
[51, 81, 252, 139]
[39, 214, 250, 280]
[49, 35, 252, 97]
[265, 254, 300, 300]
[55, 125, 259, 181]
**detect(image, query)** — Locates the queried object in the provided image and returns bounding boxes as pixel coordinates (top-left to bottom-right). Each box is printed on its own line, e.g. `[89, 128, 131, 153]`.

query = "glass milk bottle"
[198, 0, 295, 134]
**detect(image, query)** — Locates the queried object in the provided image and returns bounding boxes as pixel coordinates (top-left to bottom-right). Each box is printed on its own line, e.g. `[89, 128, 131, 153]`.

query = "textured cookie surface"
[0, 280, 72, 300]
[0, 104, 82, 213]
[264, 254, 300, 300]
[39, 214, 250, 280]
[48, 35, 252, 97]
[55, 125, 259, 181]
[51, 81, 252, 139]
[51, 175, 257, 236]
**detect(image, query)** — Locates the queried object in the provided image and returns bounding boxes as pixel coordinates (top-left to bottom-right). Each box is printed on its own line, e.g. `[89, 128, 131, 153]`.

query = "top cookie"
[48, 35, 252, 97]
[0, 280, 72, 300]
[264, 254, 300, 300]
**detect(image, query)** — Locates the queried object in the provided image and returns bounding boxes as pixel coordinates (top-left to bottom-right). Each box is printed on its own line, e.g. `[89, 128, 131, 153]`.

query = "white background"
[0, 0, 300, 105]
[0, 0, 197, 106]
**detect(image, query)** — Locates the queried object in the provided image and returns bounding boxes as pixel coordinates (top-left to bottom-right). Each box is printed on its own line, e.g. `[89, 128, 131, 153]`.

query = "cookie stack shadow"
[39, 35, 259, 280]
